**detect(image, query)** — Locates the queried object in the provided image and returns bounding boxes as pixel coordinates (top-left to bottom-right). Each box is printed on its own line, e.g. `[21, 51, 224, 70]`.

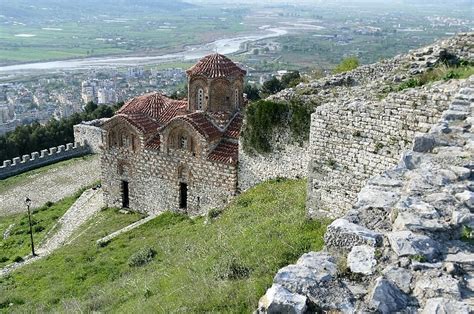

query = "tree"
[281, 71, 301, 88]
[333, 57, 360, 74]
[244, 84, 261, 101]
[84, 101, 98, 113]
[261, 77, 283, 96]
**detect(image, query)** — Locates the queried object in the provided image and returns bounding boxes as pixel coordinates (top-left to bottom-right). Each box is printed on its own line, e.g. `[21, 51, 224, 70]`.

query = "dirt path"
[0, 156, 100, 216]
[0, 188, 104, 277]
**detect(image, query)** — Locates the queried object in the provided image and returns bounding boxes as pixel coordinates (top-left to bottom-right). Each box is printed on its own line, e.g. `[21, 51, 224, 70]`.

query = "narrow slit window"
[197, 88, 204, 110]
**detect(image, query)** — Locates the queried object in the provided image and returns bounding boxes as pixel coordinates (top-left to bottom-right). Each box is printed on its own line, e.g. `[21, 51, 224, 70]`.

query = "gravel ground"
[0, 156, 100, 217]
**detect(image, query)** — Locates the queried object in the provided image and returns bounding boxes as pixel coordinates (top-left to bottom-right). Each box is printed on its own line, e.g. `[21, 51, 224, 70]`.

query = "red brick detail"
[208, 140, 238, 164]
[186, 53, 246, 79]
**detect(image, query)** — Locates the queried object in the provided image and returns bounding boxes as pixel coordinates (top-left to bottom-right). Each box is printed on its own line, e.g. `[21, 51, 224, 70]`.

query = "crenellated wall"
[307, 80, 462, 218]
[0, 142, 90, 179]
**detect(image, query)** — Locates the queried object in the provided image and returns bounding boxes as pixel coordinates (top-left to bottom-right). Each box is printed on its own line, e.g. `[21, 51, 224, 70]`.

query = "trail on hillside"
[0, 188, 104, 277]
[0, 156, 100, 216]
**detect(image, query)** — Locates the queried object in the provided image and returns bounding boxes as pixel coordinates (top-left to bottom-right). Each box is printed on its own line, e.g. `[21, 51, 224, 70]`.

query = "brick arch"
[162, 120, 205, 154]
[188, 76, 208, 111]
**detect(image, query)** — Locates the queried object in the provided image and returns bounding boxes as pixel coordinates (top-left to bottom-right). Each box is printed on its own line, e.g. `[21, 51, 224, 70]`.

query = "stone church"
[100, 54, 246, 215]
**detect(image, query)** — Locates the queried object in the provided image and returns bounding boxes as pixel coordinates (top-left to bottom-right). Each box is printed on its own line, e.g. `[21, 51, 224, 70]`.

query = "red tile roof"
[186, 53, 246, 79]
[145, 134, 161, 150]
[119, 113, 160, 135]
[224, 113, 243, 139]
[118, 92, 187, 125]
[208, 140, 239, 165]
[175, 112, 221, 141]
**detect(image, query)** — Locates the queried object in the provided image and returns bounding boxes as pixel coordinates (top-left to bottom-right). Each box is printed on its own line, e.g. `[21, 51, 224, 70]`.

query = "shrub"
[213, 255, 251, 280]
[333, 57, 360, 74]
[242, 99, 314, 153]
[13, 256, 24, 263]
[128, 247, 157, 267]
[33, 225, 45, 233]
[0, 256, 8, 263]
[208, 208, 222, 219]
[242, 100, 288, 153]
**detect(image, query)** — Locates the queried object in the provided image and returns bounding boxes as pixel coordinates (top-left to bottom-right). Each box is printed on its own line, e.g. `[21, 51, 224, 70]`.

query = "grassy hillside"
[0, 179, 329, 312]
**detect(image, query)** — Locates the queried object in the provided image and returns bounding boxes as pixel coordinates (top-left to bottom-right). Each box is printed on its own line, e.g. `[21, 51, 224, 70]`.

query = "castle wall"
[0, 142, 90, 179]
[101, 147, 237, 216]
[307, 80, 462, 218]
[238, 128, 310, 191]
[73, 119, 108, 153]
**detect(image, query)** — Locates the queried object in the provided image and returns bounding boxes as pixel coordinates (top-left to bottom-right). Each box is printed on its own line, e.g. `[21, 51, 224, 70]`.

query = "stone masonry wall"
[238, 127, 310, 191]
[0, 142, 90, 179]
[258, 76, 473, 314]
[101, 146, 237, 216]
[73, 119, 108, 153]
[307, 80, 462, 218]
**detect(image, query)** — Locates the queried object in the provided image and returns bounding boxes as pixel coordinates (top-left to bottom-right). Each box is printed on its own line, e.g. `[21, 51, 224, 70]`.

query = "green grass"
[0, 155, 95, 195]
[397, 64, 474, 92]
[0, 186, 92, 268]
[0, 178, 330, 312]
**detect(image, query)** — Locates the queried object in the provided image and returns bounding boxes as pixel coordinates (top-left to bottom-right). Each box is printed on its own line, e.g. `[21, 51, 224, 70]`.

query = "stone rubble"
[258, 73, 473, 312]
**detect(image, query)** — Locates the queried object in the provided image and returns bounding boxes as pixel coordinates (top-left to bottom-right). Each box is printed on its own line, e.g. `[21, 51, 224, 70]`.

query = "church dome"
[186, 53, 246, 79]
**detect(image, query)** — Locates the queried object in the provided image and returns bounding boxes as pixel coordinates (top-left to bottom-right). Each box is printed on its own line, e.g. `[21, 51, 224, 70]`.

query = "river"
[0, 27, 288, 75]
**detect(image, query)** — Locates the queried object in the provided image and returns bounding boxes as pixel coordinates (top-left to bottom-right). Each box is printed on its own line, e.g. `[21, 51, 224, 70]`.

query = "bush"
[0, 256, 8, 263]
[242, 99, 314, 153]
[128, 247, 157, 267]
[333, 57, 360, 74]
[242, 100, 288, 153]
[213, 255, 251, 280]
[208, 208, 222, 219]
[33, 225, 45, 233]
[13, 256, 24, 263]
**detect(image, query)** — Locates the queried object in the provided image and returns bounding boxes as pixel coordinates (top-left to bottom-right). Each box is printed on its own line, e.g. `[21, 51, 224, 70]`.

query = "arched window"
[234, 88, 239, 108]
[180, 136, 188, 150]
[197, 88, 204, 110]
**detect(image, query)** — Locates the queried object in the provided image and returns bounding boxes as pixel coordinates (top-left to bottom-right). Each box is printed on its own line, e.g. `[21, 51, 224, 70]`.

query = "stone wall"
[73, 119, 108, 153]
[307, 80, 462, 218]
[0, 142, 90, 179]
[238, 128, 310, 191]
[101, 146, 237, 216]
[258, 76, 473, 314]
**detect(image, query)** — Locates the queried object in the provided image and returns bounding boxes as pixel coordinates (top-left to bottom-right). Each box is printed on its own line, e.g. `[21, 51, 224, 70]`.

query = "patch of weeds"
[411, 254, 426, 263]
[0, 257, 8, 263]
[213, 255, 251, 280]
[326, 159, 337, 169]
[97, 240, 110, 248]
[374, 142, 384, 153]
[128, 247, 157, 267]
[460, 225, 473, 244]
[208, 208, 223, 219]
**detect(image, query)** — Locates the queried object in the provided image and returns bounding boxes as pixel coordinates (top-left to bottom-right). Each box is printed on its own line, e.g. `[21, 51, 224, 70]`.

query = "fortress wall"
[238, 128, 310, 191]
[307, 80, 462, 218]
[0, 142, 90, 179]
[73, 119, 108, 153]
